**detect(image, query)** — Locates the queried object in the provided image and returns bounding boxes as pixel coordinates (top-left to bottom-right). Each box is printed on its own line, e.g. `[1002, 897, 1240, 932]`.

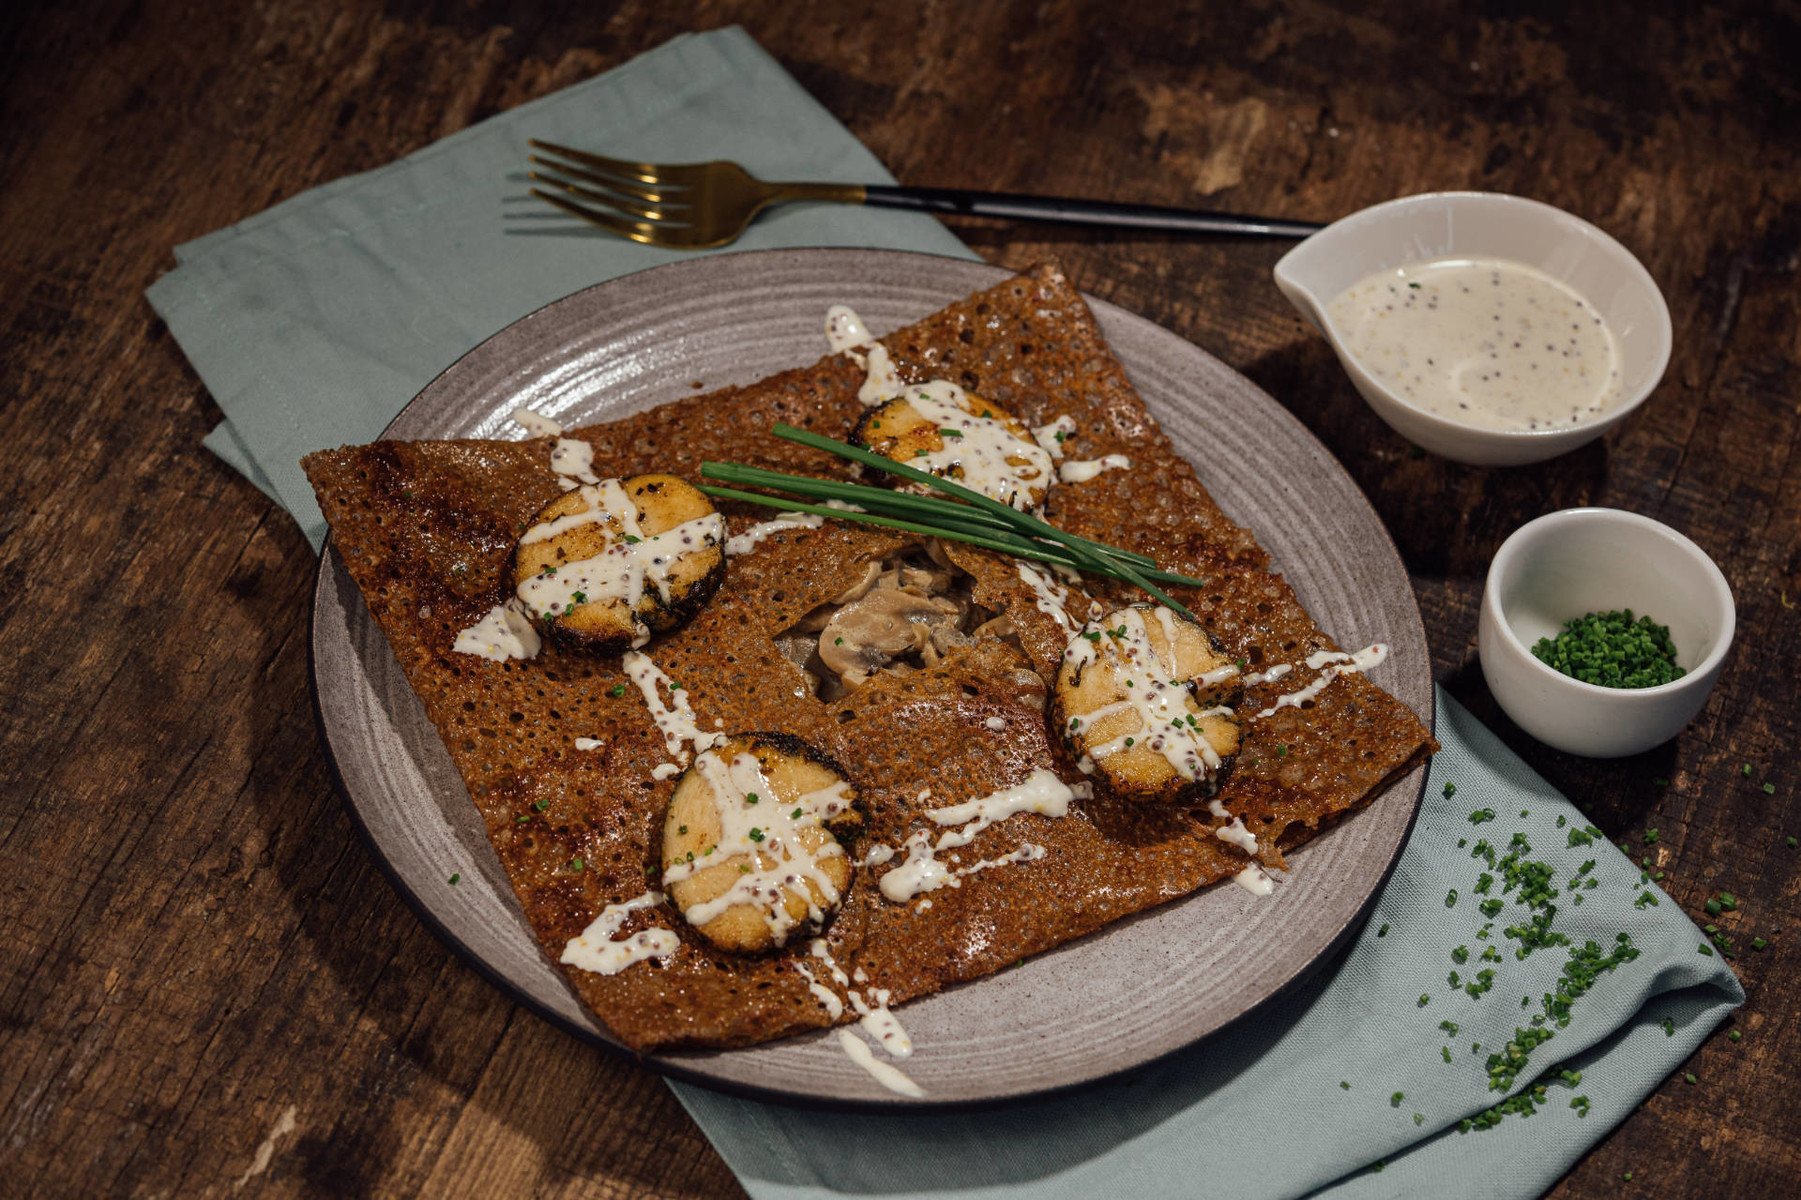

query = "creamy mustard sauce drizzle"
[877, 768, 1079, 902]
[510, 407, 563, 438]
[574, 737, 603, 751]
[837, 1029, 926, 1098]
[512, 406, 601, 491]
[1058, 454, 1132, 484]
[848, 987, 913, 1057]
[661, 749, 851, 946]
[452, 599, 542, 662]
[1031, 414, 1078, 458]
[1255, 643, 1389, 718]
[891, 382, 1054, 510]
[1015, 562, 1088, 632]
[1233, 864, 1276, 895]
[622, 651, 724, 765]
[559, 892, 680, 975]
[514, 481, 724, 635]
[1064, 608, 1239, 782]
[1326, 256, 1623, 431]
[725, 512, 824, 555]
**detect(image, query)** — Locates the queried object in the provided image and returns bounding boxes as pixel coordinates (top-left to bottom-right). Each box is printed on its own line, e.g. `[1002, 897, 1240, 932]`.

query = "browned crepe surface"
[303, 261, 1434, 1051]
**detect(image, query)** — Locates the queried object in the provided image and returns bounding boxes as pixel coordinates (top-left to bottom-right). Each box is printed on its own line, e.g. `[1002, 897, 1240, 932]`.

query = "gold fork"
[526, 140, 1322, 249]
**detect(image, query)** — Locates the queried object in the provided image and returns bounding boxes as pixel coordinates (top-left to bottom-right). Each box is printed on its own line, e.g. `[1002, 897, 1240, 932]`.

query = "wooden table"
[4, 1, 1796, 1195]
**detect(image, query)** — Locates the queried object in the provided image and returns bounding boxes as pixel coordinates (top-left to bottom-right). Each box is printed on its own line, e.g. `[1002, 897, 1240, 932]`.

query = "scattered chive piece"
[1340, 1080, 1351, 1090]
[1445, 889, 1459, 908]
[1705, 899, 1722, 915]
[1661, 1016, 1675, 1037]
[792, 807, 803, 820]
[1391, 1091, 1404, 1106]
[1571, 1095, 1590, 1117]
[1418, 994, 1430, 1007]
[1789, 837, 1798, 849]
[1751, 937, 1767, 951]
[1698, 942, 1715, 956]
[1729, 1029, 1742, 1042]
[1643, 828, 1660, 844]
[1742, 764, 1753, 777]
[570, 857, 583, 870]
[1469, 807, 1497, 825]
[610, 683, 626, 698]
[1764, 783, 1777, 794]
[1414, 1112, 1424, 1125]
[1377, 923, 1389, 937]
[748, 828, 765, 842]
[1442, 1045, 1452, 1062]
[1684, 1073, 1697, 1085]
[1443, 781, 1458, 798]
[448, 873, 460, 885]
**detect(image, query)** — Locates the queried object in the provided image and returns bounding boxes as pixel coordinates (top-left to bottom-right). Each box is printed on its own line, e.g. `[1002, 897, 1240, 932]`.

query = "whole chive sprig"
[702, 424, 1204, 617]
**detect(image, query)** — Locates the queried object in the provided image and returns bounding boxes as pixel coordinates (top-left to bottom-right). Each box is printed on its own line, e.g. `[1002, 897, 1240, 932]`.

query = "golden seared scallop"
[1051, 604, 1242, 802]
[850, 381, 1053, 511]
[661, 733, 861, 954]
[512, 474, 725, 653]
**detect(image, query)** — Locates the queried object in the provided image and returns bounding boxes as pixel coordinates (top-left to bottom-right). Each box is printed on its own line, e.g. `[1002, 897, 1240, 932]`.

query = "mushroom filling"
[777, 541, 1016, 700]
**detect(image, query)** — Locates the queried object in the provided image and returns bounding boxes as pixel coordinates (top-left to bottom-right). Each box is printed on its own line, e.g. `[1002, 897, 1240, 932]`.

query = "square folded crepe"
[303, 260, 1435, 1051]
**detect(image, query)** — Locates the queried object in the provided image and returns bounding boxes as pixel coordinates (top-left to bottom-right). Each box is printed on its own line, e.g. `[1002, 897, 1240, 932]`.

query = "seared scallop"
[1052, 604, 1242, 801]
[512, 474, 725, 652]
[851, 382, 1053, 511]
[661, 734, 860, 954]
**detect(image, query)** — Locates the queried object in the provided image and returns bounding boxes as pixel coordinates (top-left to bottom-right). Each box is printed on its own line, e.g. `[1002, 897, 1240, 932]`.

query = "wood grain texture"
[0, 0, 1795, 1196]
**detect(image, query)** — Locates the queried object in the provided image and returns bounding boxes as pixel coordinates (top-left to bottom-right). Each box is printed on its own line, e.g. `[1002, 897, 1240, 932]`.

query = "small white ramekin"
[1478, 508, 1734, 757]
[1273, 192, 1672, 466]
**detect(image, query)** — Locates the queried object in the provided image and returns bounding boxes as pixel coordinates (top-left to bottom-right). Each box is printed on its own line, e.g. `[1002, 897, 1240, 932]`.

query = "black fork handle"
[860, 185, 1323, 239]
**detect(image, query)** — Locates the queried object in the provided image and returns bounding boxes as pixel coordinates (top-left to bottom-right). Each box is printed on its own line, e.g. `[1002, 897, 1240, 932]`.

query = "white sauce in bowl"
[1325, 256, 1622, 432]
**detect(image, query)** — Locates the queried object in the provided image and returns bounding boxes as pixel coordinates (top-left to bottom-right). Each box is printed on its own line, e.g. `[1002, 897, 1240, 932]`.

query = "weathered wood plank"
[1, 1, 1796, 1197]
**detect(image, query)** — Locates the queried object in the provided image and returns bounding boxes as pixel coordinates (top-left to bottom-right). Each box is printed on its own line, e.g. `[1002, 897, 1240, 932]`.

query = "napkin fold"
[148, 26, 1741, 1200]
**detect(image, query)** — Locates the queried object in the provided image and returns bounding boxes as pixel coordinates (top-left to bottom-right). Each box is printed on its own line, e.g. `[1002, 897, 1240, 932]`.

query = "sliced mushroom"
[1052, 604, 1242, 802]
[850, 383, 1053, 511]
[818, 586, 962, 679]
[512, 474, 724, 653]
[661, 734, 860, 953]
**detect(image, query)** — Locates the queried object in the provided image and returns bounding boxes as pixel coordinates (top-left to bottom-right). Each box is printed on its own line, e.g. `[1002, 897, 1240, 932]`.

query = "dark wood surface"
[3, 1, 1797, 1195]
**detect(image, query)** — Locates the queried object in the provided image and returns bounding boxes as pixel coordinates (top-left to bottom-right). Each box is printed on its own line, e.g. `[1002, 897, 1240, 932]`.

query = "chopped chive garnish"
[448, 873, 460, 885]
[1443, 781, 1457, 798]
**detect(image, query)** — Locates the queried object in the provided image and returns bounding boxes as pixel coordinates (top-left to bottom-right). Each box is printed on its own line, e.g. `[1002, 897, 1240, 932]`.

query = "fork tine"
[527, 157, 687, 210]
[528, 140, 672, 187]
[529, 189, 674, 246]
[527, 167, 678, 223]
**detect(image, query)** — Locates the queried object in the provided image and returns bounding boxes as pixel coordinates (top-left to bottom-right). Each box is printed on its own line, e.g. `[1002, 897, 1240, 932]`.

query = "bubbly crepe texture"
[303, 261, 1434, 1052]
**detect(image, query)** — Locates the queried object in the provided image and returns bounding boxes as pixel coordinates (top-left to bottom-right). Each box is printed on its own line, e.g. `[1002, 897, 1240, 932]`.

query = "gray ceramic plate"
[310, 248, 1432, 1108]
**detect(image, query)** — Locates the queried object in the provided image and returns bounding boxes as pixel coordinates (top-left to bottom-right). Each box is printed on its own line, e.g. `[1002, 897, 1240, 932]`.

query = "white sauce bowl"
[1273, 192, 1672, 465]
[1479, 508, 1734, 758]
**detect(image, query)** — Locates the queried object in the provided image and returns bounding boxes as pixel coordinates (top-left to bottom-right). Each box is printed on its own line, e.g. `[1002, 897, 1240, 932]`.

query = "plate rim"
[308, 246, 1434, 1111]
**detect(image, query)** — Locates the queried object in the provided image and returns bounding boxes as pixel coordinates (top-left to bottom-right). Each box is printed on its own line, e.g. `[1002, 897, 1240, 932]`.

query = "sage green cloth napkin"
[147, 26, 973, 547]
[146, 26, 1741, 1199]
